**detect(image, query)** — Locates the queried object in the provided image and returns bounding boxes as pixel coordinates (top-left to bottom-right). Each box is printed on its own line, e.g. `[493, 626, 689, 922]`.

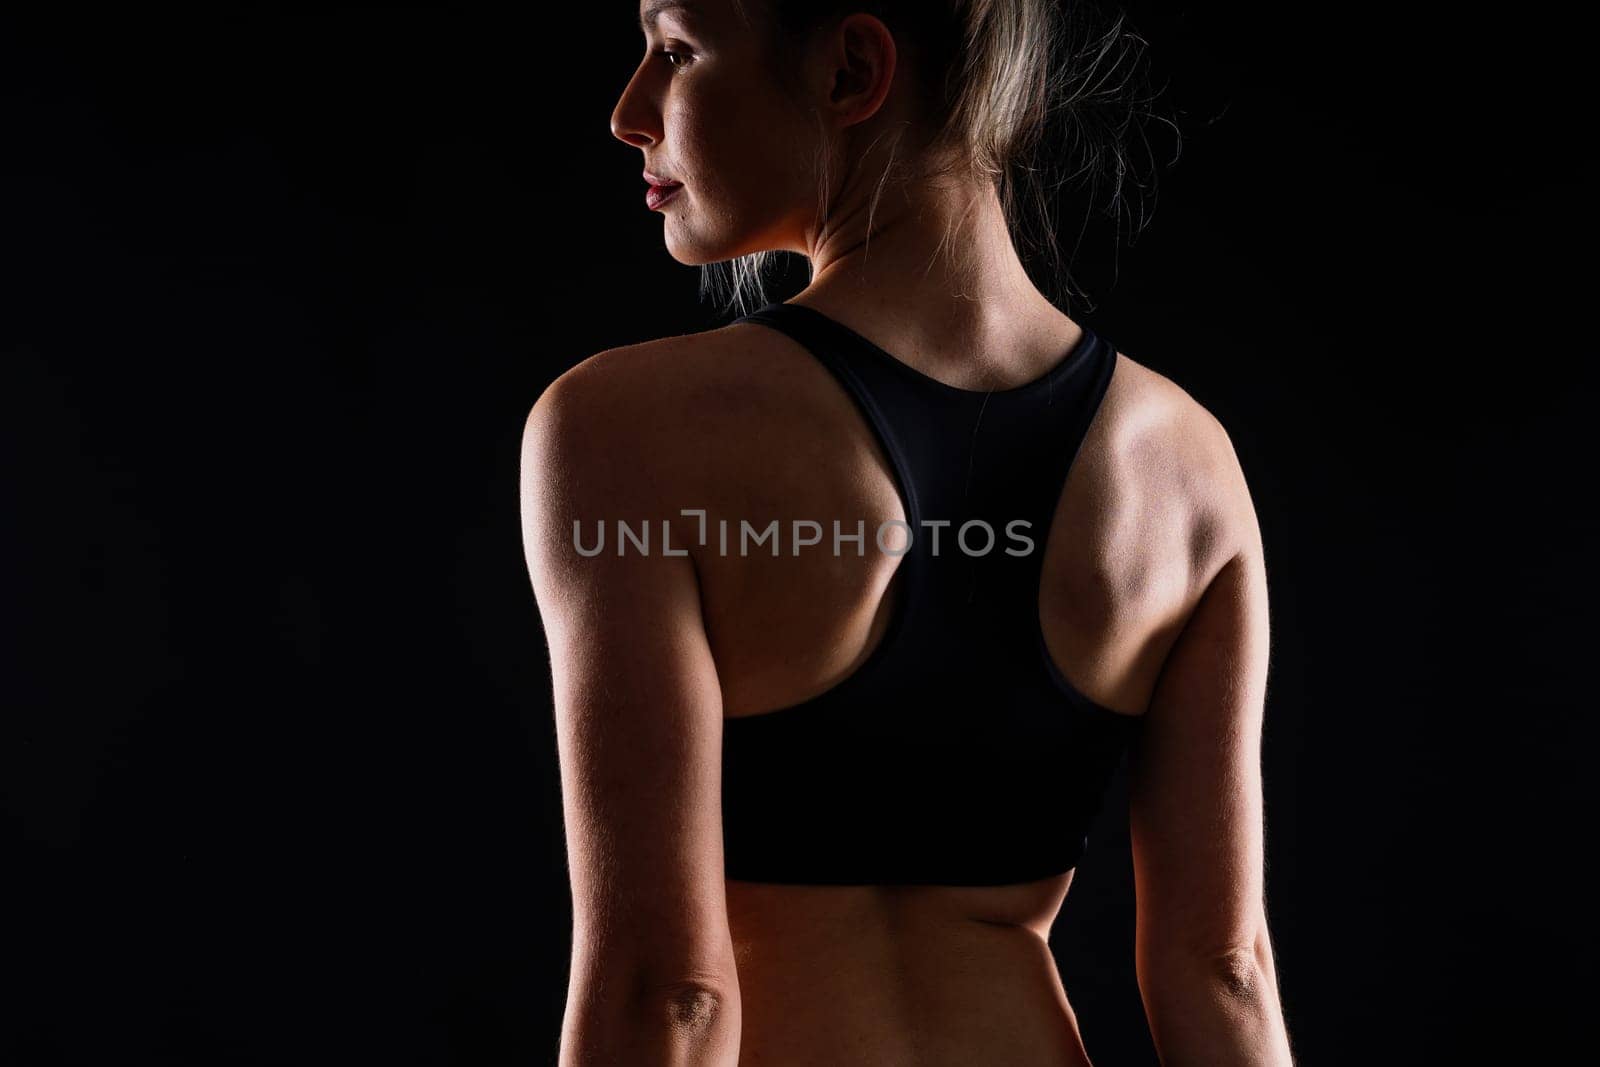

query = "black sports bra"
[720, 301, 1144, 886]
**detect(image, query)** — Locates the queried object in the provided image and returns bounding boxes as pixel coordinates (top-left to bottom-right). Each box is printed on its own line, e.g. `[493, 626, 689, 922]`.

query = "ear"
[816, 13, 898, 128]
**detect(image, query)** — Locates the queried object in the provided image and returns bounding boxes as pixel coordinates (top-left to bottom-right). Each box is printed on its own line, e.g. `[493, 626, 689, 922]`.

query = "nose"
[610, 63, 661, 148]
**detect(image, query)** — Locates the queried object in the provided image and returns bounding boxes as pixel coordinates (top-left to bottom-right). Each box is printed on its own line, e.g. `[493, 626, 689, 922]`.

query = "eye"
[654, 45, 692, 70]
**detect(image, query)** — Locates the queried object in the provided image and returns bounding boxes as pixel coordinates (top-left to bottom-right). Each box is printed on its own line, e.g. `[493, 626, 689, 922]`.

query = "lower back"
[726, 876, 1094, 1066]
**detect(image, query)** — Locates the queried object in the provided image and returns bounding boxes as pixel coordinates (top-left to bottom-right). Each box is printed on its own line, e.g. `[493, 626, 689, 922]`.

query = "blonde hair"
[701, 0, 1177, 318]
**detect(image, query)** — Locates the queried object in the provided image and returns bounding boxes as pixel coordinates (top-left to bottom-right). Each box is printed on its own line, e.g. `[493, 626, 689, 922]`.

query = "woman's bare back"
[582, 301, 1239, 1064]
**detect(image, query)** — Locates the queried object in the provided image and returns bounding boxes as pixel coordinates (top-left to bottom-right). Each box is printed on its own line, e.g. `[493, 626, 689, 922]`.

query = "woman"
[521, 1, 1296, 1063]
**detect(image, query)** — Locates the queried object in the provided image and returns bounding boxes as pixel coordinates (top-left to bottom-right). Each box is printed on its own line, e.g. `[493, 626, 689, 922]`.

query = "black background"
[5, 4, 1589, 1064]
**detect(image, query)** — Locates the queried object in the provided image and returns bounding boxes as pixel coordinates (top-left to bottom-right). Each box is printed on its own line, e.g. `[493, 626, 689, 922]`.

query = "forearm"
[1139, 945, 1294, 1066]
[560, 979, 741, 1067]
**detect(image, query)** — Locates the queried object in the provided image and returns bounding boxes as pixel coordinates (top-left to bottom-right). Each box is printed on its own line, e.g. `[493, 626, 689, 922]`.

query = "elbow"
[1143, 941, 1273, 1004]
[1188, 931, 1280, 1007]
[1208, 944, 1271, 1004]
[562, 973, 740, 1066]
[1140, 937, 1292, 1065]
[1140, 925, 1285, 1014]
[649, 977, 736, 1031]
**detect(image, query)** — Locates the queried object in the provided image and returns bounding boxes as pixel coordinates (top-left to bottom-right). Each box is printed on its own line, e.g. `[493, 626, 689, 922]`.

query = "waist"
[726, 877, 1093, 1066]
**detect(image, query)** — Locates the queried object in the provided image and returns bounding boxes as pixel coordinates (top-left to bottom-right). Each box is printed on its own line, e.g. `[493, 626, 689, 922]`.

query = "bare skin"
[538, 297, 1247, 1065]
[520, 2, 1295, 1063]
[694, 320, 1157, 1067]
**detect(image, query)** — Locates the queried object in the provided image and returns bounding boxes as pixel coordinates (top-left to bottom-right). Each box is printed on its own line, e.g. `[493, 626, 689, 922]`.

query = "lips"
[643, 169, 684, 210]
[645, 183, 683, 210]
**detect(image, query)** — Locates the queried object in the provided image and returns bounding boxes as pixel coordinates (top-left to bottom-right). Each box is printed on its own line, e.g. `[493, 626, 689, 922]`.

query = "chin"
[663, 241, 720, 267]
[662, 227, 749, 268]
[660, 191, 795, 265]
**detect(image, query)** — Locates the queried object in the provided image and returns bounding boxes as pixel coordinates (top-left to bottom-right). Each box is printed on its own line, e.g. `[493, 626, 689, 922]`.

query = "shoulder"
[529, 332, 706, 433]
[520, 323, 801, 523]
[528, 320, 796, 434]
[1093, 348, 1263, 577]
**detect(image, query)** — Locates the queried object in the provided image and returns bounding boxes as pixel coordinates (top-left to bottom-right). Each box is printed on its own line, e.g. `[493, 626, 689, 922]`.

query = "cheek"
[671, 84, 813, 217]
[707, 126, 813, 226]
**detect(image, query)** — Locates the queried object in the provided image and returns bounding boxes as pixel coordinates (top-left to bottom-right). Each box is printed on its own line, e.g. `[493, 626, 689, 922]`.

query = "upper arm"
[1128, 414, 1273, 969]
[519, 362, 738, 1001]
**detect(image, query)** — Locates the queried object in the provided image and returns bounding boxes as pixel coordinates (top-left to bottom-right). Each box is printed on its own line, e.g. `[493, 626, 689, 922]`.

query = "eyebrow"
[639, 0, 699, 32]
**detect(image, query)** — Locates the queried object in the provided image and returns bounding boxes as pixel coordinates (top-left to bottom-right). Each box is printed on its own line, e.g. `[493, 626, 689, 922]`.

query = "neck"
[798, 174, 1052, 325]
